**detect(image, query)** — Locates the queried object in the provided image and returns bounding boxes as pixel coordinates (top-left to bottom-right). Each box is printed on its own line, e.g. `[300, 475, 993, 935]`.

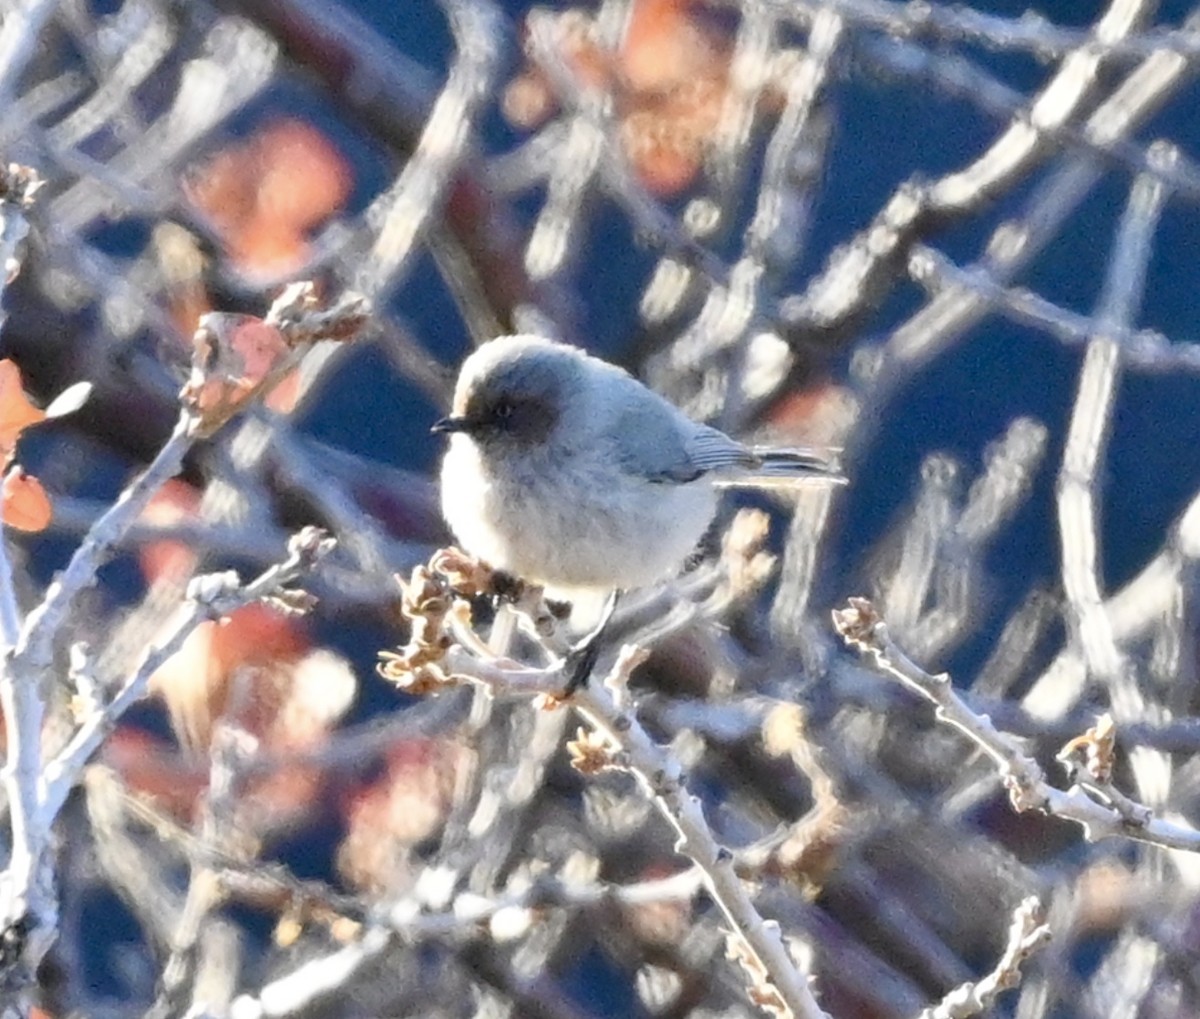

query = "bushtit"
[433, 335, 842, 601]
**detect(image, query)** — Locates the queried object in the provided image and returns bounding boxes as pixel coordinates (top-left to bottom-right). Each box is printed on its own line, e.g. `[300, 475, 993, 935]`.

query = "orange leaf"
[0, 360, 45, 457]
[620, 0, 723, 95]
[2, 468, 51, 532]
[228, 228, 310, 284]
[101, 727, 208, 823]
[185, 119, 352, 278]
[625, 119, 705, 196]
[505, 1, 736, 197]
[254, 121, 353, 235]
[337, 738, 472, 892]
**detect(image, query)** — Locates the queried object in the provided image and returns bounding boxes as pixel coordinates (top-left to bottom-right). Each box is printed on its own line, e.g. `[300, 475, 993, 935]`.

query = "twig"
[353, 0, 502, 303]
[783, 0, 1200, 61]
[521, 3, 734, 287]
[777, 0, 1151, 355]
[0, 404, 204, 1002]
[0, 274, 348, 986]
[41, 527, 335, 817]
[14, 408, 201, 675]
[1056, 145, 1174, 804]
[833, 597, 1200, 853]
[672, 7, 844, 418]
[0, 526, 332, 1000]
[908, 244, 1200, 373]
[51, 15, 279, 235]
[859, 35, 1200, 203]
[46, 496, 291, 563]
[1058, 150, 1170, 689]
[228, 927, 394, 1019]
[1024, 476, 1200, 719]
[267, 420, 395, 575]
[214, 856, 710, 1017]
[151, 721, 261, 1018]
[0, 165, 41, 650]
[916, 897, 1050, 1019]
[572, 654, 828, 1019]
[876, 11, 1196, 379]
[47, 1, 169, 150]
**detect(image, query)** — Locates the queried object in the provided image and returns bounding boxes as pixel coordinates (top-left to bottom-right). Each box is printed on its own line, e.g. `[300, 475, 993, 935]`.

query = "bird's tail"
[715, 447, 847, 489]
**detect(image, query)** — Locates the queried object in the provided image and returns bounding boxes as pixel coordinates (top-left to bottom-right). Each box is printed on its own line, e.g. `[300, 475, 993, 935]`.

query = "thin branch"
[41, 527, 334, 818]
[228, 927, 394, 1019]
[0, 0, 60, 104]
[908, 245, 1200, 373]
[0, 278, 359, 993]
[1056, 144, 1174, 802]
[877, 11, 1197, 379]
[352, 0, 502, 303]
[1024, 476, 1200, 719]
[782, 0, 1200, 61]
[858, 35, 1200, 203]
[13, 408, 200, 675]
[916, 897, 1050, 1019]
[0, 407, 203, 999]
[0, 165, 41, 650]
[51, 15, 280, 235]
[777, 0, 1152, 352]
[521, 3, 734, 287]
[669, 8, 844, 414]
[573, 654, 828, 1019]
[833, 598, 1200, 853]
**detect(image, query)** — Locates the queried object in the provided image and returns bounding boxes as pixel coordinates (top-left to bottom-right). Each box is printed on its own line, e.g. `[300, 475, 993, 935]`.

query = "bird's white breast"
[439, 433, 717, 596]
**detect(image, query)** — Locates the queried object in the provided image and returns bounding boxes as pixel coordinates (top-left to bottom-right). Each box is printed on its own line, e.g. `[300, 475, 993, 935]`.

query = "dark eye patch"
[484, 396, 554, 443]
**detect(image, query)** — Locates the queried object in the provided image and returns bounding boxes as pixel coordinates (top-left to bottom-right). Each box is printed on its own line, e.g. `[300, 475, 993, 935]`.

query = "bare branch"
[833, 598, 1200, 853]
[916, 897, 1050, 1019]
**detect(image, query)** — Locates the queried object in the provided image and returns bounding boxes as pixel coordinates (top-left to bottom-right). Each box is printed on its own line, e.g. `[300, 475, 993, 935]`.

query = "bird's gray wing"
[613, 397, 756, 483]
[683, 430, 845, 486]
[683, 425, 760, 473]
[612, 398, 842, 487]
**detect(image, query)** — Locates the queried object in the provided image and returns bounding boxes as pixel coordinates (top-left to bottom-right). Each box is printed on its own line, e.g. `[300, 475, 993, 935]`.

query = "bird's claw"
[559, 589, 620, 696]
[562, 633, 603, 695]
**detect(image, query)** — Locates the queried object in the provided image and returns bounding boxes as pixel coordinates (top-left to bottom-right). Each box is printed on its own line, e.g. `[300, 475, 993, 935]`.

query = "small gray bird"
[433, 335, 842, 601]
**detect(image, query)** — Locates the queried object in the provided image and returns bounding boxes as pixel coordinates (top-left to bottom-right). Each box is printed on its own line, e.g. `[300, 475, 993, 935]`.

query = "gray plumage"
[435, 334, 842, 595]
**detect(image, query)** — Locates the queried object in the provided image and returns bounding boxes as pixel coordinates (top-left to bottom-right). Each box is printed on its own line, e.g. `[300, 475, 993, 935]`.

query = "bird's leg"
[562, 589, 620, 695]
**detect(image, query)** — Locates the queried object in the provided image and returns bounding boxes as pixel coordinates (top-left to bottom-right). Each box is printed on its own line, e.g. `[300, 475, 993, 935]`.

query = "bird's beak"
[431, 416, 471, 435]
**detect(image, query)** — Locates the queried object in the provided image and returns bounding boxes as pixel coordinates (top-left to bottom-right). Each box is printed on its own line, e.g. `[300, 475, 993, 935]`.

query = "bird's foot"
[560, 589, 620, 696]
[562, 635, 603, 696]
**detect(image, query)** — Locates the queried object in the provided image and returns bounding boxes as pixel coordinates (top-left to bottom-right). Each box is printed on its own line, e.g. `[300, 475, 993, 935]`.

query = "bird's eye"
[494, 400, 515, 421]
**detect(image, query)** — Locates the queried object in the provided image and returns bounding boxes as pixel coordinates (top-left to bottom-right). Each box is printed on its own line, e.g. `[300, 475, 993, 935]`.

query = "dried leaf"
[185, 119, 353, 278]
[505, 0, 765, 197]
[0, 360, 46, 456]
[185, 314, 295, 435]
[2, 468, 51, 532]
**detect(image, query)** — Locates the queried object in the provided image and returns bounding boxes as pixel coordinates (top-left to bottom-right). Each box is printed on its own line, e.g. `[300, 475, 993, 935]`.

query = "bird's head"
[432, 335, 578, 454]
